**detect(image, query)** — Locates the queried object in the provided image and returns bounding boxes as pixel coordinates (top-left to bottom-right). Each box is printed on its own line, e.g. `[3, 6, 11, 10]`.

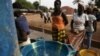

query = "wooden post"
[0, 0, 20, 56]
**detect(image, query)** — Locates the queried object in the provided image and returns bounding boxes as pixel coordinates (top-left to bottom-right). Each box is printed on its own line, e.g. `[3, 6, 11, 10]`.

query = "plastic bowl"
[21, 40, 76, 56]
[79, 49, 98, 56]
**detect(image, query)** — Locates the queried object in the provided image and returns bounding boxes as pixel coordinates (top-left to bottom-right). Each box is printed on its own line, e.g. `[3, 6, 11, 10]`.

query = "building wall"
[62, 6, 74, 15]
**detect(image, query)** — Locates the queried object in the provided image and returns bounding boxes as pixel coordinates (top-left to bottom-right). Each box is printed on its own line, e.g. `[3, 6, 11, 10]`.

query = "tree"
[39, 6, 48, 12]
[33, 1, 40, 10]
[73, 0, 81, 4]
[13, 0, 34, 9]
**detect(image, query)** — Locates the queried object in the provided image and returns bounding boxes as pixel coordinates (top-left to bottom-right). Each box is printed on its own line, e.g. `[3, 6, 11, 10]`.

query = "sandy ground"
[25, 13, 100, 55]
[28, 29, 52, 40]
[93, 22, 100, 42]
[25, 13, 100, 42]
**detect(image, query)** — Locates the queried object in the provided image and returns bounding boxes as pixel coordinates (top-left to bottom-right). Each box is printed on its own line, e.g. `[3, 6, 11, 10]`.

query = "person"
[85, 7, 97, 49]
[52, 0, 68, 43]
[40, 11, 43, 19]
[88, 0, 95, 8]
[43, 11, 48, 23]
[47, 11, 51, 23]
[93, 7, 100, 21]
[71, 3, 89, 34]
[14, 11, 31, 46]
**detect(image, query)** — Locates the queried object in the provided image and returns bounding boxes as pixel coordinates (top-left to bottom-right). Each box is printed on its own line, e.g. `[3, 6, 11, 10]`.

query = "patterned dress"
[52, 13, 68, 43]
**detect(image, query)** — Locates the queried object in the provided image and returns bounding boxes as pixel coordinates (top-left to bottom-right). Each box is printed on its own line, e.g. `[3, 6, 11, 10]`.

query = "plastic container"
[79, 49, 98, 56]
[21, 40, 76, 56]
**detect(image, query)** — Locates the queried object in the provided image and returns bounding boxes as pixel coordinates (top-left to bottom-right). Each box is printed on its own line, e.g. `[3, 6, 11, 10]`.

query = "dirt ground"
[25, 13, 100, 42]
[93, 22, 100, 42]
[25, 13, 100, 54]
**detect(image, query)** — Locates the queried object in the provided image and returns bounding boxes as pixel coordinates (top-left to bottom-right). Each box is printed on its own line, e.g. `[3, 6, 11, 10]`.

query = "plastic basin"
[21, 40, 76, 56]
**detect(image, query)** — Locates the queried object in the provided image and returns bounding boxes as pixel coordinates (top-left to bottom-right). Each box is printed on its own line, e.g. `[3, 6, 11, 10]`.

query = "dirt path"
[26, 13, 100, 42]
[93, 22, 100, 42]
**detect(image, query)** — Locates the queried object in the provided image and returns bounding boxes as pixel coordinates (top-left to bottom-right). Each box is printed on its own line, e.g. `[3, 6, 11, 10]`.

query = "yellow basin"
[79, 49, 98, 56]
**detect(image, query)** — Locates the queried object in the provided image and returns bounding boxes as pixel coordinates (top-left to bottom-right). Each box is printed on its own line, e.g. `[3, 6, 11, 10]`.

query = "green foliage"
[49, 7, 53, 10]
[73, 0, 81, 4]
[39, 6, 48, 12]
[13, 0, 34, 9]
[32, 1, 48, 12]
[33, 1, 40, 9]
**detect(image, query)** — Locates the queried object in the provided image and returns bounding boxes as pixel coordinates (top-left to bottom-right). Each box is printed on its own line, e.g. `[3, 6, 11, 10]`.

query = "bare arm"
[61, 12, 68, 25]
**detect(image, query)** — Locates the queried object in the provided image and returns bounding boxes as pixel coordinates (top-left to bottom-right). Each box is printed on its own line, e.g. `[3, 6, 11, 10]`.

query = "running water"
[42, 21, 49, 56]
[43, 40, 48, 56]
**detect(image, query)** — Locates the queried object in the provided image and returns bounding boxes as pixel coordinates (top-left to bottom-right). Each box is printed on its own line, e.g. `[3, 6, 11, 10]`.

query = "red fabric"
[66, 31, 85, 44]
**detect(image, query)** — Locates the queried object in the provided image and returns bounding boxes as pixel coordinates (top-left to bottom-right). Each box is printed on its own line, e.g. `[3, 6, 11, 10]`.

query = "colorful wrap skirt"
[52, 28, 68, 43]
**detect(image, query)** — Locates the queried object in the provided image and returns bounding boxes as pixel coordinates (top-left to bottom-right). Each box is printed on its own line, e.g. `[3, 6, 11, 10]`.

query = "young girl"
[85, 7, 97, 48]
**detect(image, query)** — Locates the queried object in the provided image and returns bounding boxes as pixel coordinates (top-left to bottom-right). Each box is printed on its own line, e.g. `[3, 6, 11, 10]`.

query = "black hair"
[54, 0, 61, 7]
[54, 0, 61, 11]
[14, 11, 22, 17]
[86, 7, 93, 14]
[77, 3, 84, 16]
[13, 2, 23, 9]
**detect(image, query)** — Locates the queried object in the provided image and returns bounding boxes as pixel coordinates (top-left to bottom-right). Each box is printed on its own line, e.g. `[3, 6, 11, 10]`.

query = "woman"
[71, 3, 89, 34]
[85, 7, 97, 48]
[52, 0, 68, 43]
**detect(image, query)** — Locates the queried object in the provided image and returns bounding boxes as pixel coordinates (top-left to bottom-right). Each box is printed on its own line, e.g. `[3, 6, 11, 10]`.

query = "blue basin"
[21, 40, 76, 56]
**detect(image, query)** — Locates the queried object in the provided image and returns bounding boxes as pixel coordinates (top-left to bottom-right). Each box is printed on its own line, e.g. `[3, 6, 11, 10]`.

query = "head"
[77, 3, 84, 16]
[54, 0, 61, 12]
[86, 7, 93, 14]
[14, 11, 22, 17]
[74, 9, 77, 13]
[93, 7, 98, 14]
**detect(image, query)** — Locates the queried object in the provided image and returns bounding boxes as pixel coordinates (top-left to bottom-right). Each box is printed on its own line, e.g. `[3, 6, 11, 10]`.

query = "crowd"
[14, 0, 98, 50]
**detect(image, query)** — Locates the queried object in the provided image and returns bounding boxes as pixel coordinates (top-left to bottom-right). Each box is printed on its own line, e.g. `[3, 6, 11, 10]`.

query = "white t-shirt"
[47, 12, 51, 17]
[73, 13, 89, 31]
[86, 14, 96, 32]
[43, 12, 48, 19]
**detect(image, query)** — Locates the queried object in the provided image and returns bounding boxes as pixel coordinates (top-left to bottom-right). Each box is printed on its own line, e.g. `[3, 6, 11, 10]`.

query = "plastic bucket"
[21, 40, 76, 56]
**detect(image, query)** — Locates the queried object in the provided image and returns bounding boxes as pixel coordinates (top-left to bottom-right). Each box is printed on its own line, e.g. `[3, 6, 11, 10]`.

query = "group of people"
[40, 10, 51, 23]
[52, 0, 97, 49]
[71, 2, 97, 49]
[14, 0, 97, 49]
